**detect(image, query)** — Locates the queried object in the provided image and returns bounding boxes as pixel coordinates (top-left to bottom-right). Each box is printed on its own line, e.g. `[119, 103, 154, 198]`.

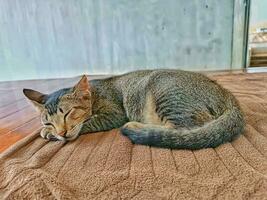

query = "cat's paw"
[40, 127, 58, 141]
[123, 121, 145, 130]
[120, 127, 145, 144]
[121, 122, 146, 144]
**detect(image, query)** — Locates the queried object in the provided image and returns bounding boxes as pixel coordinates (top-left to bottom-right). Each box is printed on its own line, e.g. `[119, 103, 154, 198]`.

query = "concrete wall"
[0, 0, 235, 81]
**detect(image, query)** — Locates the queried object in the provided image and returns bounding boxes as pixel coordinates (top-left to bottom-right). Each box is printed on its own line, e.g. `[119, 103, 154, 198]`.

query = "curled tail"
[121, 106, 245, 149]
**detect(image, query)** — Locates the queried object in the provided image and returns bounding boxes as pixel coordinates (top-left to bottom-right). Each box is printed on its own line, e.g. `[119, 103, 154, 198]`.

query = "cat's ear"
[23, 89, 47, 112]
[73, 75, 90, 93]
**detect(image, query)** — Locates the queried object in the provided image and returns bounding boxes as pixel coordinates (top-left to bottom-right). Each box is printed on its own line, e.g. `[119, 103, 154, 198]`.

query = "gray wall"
[0, 0, 235, 81]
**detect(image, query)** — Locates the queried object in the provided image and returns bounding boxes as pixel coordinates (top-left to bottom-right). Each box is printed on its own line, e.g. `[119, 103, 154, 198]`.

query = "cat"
[23, 69, 245, 149]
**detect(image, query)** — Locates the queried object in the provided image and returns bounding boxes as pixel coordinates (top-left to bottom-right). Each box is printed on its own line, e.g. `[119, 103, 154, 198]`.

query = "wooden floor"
[0, 76, 84, 153]
[0, 71, 247, 153]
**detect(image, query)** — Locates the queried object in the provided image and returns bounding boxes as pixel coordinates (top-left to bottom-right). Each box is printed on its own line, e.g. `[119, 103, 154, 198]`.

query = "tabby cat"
[23, 69, 245, 149]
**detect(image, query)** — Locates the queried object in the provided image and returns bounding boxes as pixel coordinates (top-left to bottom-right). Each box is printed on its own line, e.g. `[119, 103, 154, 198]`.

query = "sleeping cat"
[23, 69, 245, 149]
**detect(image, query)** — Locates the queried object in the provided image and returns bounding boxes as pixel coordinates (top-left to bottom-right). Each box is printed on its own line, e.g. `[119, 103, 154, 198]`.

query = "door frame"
[231, 0, 251, 70]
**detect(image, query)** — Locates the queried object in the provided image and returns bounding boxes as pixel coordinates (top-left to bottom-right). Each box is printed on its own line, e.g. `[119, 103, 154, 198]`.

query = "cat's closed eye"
[44, 122, 55, 129]
[59, 108, 64, 113]
[69, 108, 87, 120]
[64, 109, 72, 122]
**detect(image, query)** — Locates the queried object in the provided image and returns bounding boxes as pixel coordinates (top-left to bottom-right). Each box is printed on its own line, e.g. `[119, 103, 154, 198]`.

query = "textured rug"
[0, 72, 267, 200]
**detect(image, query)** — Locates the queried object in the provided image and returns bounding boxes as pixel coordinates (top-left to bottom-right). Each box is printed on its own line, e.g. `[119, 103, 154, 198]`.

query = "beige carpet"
[0, 73, 267, 200]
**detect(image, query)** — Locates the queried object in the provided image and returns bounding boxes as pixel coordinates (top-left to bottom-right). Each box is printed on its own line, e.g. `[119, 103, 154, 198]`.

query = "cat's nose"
[58, 130, 67, 137]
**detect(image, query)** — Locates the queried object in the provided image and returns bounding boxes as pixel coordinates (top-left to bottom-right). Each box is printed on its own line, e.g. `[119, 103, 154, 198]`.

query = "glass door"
[247, 0, 267, 70]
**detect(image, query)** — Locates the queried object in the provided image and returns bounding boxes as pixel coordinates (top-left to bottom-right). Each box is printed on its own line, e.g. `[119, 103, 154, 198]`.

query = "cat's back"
[116, 69, 233, 109]
[113, 69, 214, 90]
[92, 69, 228, 101]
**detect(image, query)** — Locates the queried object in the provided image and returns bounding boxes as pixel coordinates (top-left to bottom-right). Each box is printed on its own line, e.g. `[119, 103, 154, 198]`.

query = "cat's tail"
[121, 106, 245, 149]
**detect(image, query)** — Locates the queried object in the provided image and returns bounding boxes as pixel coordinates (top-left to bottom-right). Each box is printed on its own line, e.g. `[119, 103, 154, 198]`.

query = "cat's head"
[23, 75, 92, 141]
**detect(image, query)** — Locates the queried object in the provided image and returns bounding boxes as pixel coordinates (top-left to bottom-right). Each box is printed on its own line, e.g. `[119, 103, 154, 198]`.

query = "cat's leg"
[123, 121, 174, 130]
[121, 121, 178, 145]
[79, 113, 128, 134]
[40, 126, 58, 141]
[122, 121, 146, 129]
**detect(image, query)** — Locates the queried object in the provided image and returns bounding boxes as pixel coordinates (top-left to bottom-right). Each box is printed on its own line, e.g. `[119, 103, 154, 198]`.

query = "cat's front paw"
[40, 127, 58, 141]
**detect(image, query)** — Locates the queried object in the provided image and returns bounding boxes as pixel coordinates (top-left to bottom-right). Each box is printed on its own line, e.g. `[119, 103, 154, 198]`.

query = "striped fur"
[24, 69, 245, 149]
